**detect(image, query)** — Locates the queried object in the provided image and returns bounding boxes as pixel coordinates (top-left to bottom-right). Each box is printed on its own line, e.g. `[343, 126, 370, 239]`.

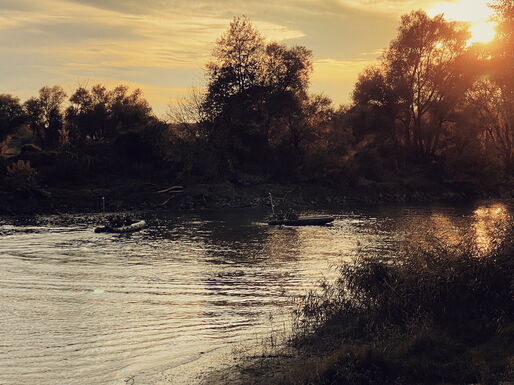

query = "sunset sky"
[0, 0, 496, 116]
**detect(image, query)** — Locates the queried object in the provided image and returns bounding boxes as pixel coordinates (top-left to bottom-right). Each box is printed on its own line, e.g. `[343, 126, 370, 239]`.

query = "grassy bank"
[205, 232, 514, 385]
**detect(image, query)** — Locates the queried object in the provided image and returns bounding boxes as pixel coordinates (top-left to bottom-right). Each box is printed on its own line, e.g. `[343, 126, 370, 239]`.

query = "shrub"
[296, 235, 514, 336]
[292, 232, 514, 384]
[5, 160, 38, 191]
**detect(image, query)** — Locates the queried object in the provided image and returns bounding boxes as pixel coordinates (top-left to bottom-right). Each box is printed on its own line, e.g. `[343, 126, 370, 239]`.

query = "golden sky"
[0, 0, 496, 116]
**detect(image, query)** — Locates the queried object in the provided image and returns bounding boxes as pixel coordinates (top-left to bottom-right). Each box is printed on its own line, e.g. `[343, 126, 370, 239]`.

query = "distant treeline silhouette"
[0, 1, 512, 195]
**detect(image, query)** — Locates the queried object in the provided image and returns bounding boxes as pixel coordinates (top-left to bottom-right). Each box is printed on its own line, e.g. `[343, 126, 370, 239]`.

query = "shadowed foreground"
[204, 231, 514, 385]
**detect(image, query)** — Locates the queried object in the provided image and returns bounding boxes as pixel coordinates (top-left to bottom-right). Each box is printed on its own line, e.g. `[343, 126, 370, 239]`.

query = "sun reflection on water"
[404, 202, 512, 256]
[472, 203, 511, 254]
[429, 212, 464, 247]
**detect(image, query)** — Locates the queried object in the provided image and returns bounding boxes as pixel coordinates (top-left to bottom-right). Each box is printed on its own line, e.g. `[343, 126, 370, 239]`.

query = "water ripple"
[0, 202, 512, 385]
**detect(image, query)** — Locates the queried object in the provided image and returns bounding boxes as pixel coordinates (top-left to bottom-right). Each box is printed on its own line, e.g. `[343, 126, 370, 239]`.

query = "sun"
[468, 21, 497, 44]
[427, 0, 497, 44]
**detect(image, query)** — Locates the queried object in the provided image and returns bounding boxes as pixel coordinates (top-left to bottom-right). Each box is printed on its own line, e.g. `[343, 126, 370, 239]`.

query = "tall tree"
[203, 16, 313, 174]
[467, 1, 514, 170]
[351, 66, 397, 143]
[467, 80, 513, 168]
[491, 0, 514, 52]
[382, 11, 471, 157]
[204, 16, 265, 119]
[261, 43, 312, 153]
[24, 86, 67, 147]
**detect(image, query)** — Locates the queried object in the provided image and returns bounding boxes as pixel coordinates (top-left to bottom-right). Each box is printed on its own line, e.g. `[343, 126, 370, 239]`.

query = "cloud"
[0, 0, 45, 11]
[0, 0, 311, 121]
[0, 20, 141, 44]
[66, 0, 332, 17]
[0, 0, 305, 66]
[0, 0, 447, 112]
[335, 0, 439, 15]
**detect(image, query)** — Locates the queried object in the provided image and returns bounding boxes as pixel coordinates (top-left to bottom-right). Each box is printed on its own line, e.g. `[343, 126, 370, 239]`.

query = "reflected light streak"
[429, 212, 463, 247]
[472, 203, 510, 254]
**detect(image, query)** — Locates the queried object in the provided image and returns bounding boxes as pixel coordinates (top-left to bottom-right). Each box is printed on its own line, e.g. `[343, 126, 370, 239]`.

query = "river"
[0, 200, 512, 385]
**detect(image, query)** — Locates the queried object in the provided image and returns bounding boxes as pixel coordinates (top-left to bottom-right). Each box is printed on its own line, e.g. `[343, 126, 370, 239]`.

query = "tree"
[492, 0, 514, 171]
[466, 1, 514, 171]
[491, 0, 514, 51]
[24, 86, 67, 147]
[203, 16, 313, 175]
[382, 11, 472, 158]
[66, 84, 154, 143]
[204, 16, 264, 119]
[262, 43, 312, 94]
[0, 94, 25, 142]
[108, 85, 153, 134]
[66, 85, 106, 142]
[167, 89, 208, 141]
[261, 43, 312, 152]
[489, 1, 513, 98]
[351, 66, 397, 143]
[466, 80, 511, 167]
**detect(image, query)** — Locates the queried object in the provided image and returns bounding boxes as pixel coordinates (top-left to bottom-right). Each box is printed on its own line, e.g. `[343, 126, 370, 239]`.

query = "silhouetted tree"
[261, 43, 312, 158]
[66, 84, 154, 143]
[491, 0, 513, 48]
[467, 80, 513, 171]
[65, 85, 108, 142]
[465, 2, 514, 171]
[24, 86, 67, 148]
[351, 66, 397, 143]
[204, 16, 264, 119]
[0, 94, 25, 142]
[203, 16, 313, 175]
[382, 11, 471, 158]
[491, 0, 513, 170]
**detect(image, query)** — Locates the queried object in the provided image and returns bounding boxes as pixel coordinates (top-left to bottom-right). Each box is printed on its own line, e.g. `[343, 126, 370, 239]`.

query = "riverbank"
[202, 326, 514, 385]
[201, 234, 514, 385]
[1, 176, 511, 215]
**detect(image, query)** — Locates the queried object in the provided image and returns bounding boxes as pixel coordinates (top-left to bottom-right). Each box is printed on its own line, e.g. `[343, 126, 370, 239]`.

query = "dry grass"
[207, 229, 514, 385]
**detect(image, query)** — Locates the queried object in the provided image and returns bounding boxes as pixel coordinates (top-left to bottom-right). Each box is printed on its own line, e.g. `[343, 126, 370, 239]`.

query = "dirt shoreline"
[0, 179, 505, 216]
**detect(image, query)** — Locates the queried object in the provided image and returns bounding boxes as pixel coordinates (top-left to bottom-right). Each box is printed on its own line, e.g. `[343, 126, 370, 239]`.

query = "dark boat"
[95, 220, 146, 233]
[268, 216, 334, 226]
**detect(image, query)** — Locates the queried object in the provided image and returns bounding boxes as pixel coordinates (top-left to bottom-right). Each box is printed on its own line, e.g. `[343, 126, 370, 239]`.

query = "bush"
[292, 232, 514, 384]
[5, 160, 38, 191]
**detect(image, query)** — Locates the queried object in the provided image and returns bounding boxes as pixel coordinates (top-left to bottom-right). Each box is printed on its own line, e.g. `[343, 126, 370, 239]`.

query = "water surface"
[1, 201, 512, 384]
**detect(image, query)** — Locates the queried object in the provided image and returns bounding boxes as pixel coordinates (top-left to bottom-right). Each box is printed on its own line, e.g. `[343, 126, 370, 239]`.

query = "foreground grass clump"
[289, 237, 514, 385]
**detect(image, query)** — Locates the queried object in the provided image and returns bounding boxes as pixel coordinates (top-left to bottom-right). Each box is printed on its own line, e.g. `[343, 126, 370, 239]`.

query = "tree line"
[0, 0, 512, 194]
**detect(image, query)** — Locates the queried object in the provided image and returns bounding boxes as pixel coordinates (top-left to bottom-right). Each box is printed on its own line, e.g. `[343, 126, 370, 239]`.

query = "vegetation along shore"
[202, 230, 514, 385]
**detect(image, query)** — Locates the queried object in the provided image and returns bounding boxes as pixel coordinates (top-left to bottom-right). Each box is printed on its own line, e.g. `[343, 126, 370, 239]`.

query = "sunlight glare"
[469, 21, 497, 43]
[473, 204, 510, 253]
[427, 0, 497, 44]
